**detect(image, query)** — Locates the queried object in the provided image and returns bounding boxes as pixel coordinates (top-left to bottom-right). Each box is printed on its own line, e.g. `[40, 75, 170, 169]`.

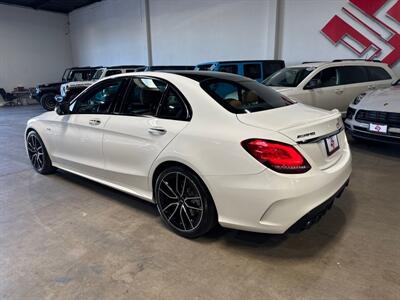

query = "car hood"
[38, 82, 63, 88]
[356, 85, 400, 112]
[63, 80, 94, 88]
[236, 103, 342, 143]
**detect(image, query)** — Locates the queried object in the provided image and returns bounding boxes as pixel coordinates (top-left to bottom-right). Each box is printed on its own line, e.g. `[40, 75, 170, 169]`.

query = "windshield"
[92, 69, 104, 80]
[263, 67, 315, 87]
[201, 79, 294, 114]
[67, 70, 94, 82]
[196, 64, 213, 71]
[62, 69, 71, 82]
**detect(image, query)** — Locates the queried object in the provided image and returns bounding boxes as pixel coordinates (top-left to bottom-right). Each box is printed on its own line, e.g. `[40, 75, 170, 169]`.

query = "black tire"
[26, 131, 57, 175]
[40, 93, 56, 111]
[155, 166, 217, 238]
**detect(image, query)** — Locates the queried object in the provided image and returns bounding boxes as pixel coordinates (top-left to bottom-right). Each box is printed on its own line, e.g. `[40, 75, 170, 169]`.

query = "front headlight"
[353, 93, 366, 105]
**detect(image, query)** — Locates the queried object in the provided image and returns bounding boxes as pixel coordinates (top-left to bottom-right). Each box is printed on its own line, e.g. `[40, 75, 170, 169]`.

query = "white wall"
[280, 0, 400, 74]
[68, 0, 400, 75]
[69, 0, 148, 67]
[0, 4, 72, 91]
[149, 0, 277, 65]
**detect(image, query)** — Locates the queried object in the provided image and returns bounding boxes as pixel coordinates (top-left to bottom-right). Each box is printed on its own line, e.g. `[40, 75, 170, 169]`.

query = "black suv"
[31, 67, 99, 111]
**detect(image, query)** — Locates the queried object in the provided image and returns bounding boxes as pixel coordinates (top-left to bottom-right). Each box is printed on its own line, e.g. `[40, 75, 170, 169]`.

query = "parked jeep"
[195, 60, 285, 82]
[60, 65, 144, 102]
[31, 67, 99, 111]
[144, 65, 195, 71]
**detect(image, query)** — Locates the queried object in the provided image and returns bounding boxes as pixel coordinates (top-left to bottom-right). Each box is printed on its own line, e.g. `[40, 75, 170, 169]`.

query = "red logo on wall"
[321, 0, 400, 67]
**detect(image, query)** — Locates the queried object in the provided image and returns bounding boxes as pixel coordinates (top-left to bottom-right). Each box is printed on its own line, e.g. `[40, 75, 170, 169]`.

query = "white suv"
[263, 60, 397, 115]
[60, 65, 143, 101]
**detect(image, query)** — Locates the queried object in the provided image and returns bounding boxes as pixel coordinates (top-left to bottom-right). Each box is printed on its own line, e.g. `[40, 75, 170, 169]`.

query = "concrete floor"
[1, 105, 399, 300]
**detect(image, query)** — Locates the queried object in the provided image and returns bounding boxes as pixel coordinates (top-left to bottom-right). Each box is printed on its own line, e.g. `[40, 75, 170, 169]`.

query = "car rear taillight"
[241, 139, 311, 174]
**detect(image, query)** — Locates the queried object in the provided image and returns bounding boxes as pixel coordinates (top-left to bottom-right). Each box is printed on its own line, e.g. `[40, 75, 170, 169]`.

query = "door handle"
[89, 119, 101, 126]
[368, 85, 376, 90]
[335, 89, 344, 95]
[148, 127, 167, 135]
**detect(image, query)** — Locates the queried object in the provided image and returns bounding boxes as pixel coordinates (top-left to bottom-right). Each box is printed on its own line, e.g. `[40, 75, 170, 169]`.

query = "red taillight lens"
[241, 139, 311, 174]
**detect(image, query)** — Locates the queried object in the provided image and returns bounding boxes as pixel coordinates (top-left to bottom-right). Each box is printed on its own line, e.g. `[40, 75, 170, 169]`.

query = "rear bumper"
[288, 179, 349, 232]
[204, 147, 352, 234]
[345, 118, 400, 144]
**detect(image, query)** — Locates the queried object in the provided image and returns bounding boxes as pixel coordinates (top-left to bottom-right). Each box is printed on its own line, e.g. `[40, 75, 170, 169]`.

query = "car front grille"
[355, 110, 400, 128]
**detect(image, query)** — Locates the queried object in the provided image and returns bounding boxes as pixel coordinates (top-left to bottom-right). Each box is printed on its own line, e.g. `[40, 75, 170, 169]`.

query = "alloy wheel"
[27, 134, 45, 171]
[157, 171, 204, 232]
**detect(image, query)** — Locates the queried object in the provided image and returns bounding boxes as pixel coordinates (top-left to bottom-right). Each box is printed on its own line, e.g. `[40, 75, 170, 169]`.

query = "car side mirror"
[391, 79, 400, 86]
[55, 96, 69, 115]
[304, 78, 321, 90]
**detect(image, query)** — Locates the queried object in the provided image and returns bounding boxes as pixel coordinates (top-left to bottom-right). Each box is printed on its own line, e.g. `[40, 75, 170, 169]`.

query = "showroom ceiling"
[0, 0, 102, 13]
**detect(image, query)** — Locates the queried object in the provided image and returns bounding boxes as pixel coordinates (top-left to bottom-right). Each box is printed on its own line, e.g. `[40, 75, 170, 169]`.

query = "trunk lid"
[237, 103, 345, 170]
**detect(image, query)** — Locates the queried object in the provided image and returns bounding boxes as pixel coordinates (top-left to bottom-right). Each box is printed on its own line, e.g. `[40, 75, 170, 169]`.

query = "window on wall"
[244, 64, 262, 80]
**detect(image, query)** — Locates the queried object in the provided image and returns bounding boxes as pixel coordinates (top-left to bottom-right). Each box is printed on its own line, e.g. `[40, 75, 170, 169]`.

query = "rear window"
[201, 79, 294, 114]
[367, 66, 392, 81]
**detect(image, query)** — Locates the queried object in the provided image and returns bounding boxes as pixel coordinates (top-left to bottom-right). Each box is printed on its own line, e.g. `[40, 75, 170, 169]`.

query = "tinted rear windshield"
[200, 79, 294, 114]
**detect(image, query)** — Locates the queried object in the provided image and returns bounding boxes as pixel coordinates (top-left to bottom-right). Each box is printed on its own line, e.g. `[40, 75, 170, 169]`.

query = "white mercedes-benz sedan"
[25, 71, 352, 238]
[345, 79, 400, 144]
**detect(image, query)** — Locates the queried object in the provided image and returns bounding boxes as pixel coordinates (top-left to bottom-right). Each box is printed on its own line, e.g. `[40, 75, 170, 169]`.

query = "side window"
[121, 78, 167, 116]
[367, 66, 392, 81]
[244, 64, 262, 80]
[312, 67, 339, 87]
[70, 79, 124, 114]
[157, 88, 188, 120]
[337, 66, 368, 85]
[105, 70, 122, 77]
[219, 64, 238, 74]
[263, 62, 284, 78]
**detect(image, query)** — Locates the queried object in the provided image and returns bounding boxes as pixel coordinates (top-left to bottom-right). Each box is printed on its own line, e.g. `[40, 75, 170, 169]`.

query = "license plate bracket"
[368, 123, 388, 134]
[324, 134, 340, 156]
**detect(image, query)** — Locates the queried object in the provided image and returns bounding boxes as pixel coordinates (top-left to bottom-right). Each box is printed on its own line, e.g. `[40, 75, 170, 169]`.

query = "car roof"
[105, 70, 252, 83]
[197, 60, 284, 66]
[107, 65, 144, 69]
[155, 70, 253, 82]
[289, 60, 389, 69]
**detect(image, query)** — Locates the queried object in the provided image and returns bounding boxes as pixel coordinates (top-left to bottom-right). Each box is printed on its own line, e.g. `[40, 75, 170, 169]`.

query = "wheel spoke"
[182, 205, 194, 229]
[183, 196, 201, 201]
[37, 154, 44, 169]
[179, 206, 187, 230]
[27, 141, 35, 152]
[160, 181, 178, 199]
[167, 204, 179, 221]
[162, 202, 178, 213]
[184, 203, 203, 211]
[180, 176, 187, 197]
